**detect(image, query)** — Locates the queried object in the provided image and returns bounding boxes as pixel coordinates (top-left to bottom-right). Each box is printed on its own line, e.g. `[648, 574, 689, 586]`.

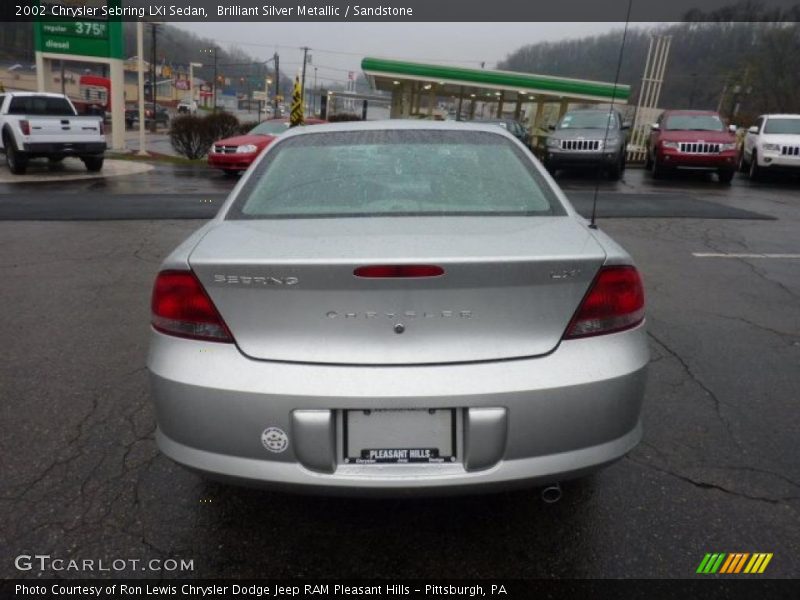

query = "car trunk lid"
[189, 217, 606, 365]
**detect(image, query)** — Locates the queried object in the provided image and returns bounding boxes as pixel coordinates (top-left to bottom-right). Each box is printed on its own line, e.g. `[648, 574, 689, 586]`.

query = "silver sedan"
[147, 121, 648, 495]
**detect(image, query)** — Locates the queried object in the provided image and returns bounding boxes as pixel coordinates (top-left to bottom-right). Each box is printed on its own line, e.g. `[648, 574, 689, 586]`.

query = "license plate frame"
[342, 408, 457, 465]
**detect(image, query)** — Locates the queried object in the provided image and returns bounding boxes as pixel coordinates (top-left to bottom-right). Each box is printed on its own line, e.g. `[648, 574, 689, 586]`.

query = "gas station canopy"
[361, 57, 630, 105]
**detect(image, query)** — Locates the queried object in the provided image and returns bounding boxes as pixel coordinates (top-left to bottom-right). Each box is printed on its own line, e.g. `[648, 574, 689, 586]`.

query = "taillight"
[20, 120, 30, 136]
[564, 266, 645, 339]
[354, 265, 444, 278]
[151, 270, 233, 342]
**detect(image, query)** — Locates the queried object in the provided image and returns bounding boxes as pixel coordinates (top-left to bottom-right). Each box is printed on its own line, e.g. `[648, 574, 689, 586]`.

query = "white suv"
[740, 114, 800, 180]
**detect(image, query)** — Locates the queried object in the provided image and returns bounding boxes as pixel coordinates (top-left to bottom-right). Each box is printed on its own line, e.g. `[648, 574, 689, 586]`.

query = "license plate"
[343, 409, 456, 465]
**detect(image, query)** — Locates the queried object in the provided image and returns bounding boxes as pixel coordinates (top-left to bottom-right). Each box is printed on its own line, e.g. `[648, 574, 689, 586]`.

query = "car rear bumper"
[207, 153, 256, 171]
[148, 323, 649, 496]
[22, 142, 106, 155]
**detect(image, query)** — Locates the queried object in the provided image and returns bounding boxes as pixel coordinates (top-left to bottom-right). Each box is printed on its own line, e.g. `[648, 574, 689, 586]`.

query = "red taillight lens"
[354, 265, 444, 278]
[20, 120, 30, 136]
[151, 270, 233, 342]
[564, 266, 645, 339]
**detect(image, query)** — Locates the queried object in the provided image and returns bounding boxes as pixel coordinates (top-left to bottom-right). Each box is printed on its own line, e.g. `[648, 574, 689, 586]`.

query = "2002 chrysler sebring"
[147, 121, 648, 495]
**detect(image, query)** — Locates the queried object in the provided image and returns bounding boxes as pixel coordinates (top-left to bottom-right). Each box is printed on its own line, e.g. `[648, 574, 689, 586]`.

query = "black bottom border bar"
[2, 579, 800, 600]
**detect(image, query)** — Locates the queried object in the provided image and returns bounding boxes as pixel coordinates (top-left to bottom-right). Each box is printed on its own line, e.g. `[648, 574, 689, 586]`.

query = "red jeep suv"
[646, 110, 738, 184]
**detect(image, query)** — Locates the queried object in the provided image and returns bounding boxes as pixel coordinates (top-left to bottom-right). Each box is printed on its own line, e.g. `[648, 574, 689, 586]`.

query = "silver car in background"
[147, 121, 648, 495]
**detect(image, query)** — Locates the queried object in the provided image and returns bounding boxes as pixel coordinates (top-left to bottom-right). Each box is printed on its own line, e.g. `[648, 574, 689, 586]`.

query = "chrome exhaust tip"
[541, 483, 562, 504]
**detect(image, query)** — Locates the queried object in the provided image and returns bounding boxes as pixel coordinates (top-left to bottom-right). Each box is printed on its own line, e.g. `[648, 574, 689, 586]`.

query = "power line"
[203, 38, 489, 65]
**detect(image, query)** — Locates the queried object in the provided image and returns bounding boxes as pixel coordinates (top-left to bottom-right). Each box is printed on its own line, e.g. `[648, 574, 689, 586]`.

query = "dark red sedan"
[208, 118, 326, 176]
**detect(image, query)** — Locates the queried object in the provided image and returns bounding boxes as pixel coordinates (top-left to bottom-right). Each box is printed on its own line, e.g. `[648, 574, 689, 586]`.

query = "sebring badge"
[213, 274, 299, 286]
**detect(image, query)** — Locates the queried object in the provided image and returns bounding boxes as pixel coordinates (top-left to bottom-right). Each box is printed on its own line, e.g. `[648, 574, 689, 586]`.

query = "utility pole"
[313, 66, 317, 115]
[150, 23, 158, 133]
[273, 52, 279, 116]
[300, 47, 308, 116]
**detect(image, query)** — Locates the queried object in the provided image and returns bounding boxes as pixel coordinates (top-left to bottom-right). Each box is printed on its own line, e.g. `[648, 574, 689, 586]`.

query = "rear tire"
[718, 169, 734, 184]
[82, 156, 104, 172]
[4, 136, 28, 175]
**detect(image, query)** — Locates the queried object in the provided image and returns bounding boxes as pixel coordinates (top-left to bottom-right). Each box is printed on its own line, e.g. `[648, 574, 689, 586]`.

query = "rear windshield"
[228, 130, 564, 219]
[763, 118, 800, 134]
[664, 114, 724, 131]
[8, 96, 76, 116]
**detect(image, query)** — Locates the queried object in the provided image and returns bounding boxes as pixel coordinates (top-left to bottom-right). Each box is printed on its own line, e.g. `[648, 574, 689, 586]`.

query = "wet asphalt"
[0, 163, 798, 580]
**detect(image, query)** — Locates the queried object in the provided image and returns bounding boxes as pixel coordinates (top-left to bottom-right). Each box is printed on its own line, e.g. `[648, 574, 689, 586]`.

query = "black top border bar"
[3, 0, 800, 22]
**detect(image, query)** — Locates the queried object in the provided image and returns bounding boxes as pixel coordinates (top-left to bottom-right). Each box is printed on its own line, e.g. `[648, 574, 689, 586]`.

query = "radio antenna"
[589, 0, 633, 229]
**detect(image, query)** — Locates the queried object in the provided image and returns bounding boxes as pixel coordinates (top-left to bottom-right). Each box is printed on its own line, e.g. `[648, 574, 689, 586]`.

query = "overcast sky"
[175, 22, 642, 86]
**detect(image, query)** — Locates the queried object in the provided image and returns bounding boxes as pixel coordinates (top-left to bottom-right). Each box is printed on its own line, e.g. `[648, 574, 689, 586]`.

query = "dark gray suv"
[543, 109, 628, 180]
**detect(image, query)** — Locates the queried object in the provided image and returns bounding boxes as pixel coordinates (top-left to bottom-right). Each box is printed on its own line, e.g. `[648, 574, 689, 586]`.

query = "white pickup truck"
[740, 113, 800, 180]
[0, 92, 106, 175]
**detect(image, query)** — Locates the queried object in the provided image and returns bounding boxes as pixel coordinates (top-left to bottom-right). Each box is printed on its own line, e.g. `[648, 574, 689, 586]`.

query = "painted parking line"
[693, 253, 800, 259]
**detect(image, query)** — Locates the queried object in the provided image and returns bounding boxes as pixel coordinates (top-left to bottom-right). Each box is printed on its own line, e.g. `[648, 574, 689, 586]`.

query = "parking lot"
[1, 163, 798, 579]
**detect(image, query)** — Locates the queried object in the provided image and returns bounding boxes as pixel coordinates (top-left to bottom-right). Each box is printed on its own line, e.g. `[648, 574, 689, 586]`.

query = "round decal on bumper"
[261, 427, 289, 453]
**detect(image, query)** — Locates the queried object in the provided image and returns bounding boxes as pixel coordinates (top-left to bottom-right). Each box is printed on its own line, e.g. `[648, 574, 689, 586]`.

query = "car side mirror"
[621, 122, 631, 130]
[650, 123, 660, 131]
[728, 124, 737, 133]
[748, 125, 759, 134]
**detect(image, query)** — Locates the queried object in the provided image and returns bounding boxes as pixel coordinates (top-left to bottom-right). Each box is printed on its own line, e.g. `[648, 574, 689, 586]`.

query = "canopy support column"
[558, 98, 570, 119]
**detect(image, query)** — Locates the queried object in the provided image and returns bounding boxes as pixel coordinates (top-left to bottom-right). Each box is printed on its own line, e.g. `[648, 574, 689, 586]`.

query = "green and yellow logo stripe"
[696, 552, 773, 574]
